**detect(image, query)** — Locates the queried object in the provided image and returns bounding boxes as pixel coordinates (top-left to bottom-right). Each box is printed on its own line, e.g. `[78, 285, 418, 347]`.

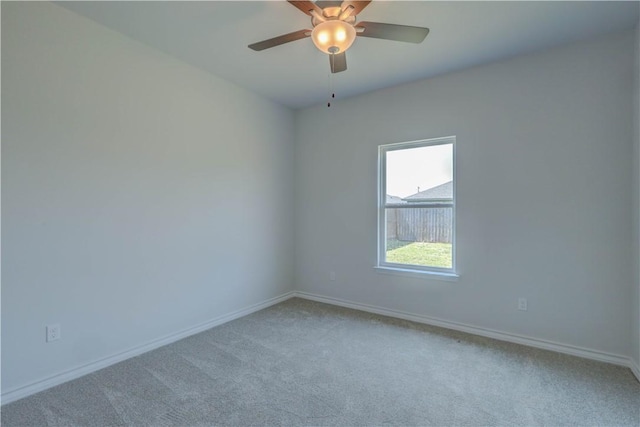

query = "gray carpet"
[2, 298, 639, 426]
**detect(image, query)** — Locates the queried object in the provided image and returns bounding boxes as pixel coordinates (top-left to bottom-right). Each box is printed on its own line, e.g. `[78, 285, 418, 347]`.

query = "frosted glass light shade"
[311, 20, 356, 54]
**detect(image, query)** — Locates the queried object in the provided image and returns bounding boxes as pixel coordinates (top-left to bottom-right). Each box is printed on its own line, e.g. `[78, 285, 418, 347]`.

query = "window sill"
[374, 266, 459, 281]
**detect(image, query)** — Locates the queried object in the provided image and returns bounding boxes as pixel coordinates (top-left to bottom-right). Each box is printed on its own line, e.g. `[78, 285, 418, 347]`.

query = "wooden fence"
[387, 207, 452, 243]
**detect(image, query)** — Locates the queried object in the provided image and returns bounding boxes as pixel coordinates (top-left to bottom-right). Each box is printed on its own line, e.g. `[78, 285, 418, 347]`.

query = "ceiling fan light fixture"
[311, 20, 356, 54]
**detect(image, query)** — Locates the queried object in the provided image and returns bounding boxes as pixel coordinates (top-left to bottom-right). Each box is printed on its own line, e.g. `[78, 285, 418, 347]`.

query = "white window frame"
[376, 136, 457, 279]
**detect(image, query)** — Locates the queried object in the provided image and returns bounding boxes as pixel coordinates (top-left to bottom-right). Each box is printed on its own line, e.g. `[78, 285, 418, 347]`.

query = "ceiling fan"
[248, 0, 430, 73]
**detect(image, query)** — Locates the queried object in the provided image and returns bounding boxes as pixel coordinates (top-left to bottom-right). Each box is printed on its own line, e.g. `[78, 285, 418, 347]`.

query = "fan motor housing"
[312, 7, 356, 27]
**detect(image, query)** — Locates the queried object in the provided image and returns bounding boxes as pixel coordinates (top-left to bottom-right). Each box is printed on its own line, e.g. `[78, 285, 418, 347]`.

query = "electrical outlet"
[329, 271, 336, 281]
[518, 298, 528, 311]
[46, 324, 61, 342]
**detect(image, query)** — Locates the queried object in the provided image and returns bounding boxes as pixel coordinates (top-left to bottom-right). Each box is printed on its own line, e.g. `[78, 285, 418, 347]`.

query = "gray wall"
[633, 21, 640, 371]
[295, 31, 635, 357]
[1, 2, 294, 394]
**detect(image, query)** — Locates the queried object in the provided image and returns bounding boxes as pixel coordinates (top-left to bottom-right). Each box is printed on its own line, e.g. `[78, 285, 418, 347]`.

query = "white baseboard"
[631, 359, 640, 383]
[1, 291, 296, 405]
[4, 289, 637, 405]
[293, 291, 635, 370]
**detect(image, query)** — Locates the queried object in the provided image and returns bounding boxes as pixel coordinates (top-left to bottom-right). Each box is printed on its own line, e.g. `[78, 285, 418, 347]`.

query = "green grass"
[386, 239, 452, 268]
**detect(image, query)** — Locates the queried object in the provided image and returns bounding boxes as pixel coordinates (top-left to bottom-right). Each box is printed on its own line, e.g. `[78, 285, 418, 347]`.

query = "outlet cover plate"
[518, 298, 528, 311]
[46, 324, 61, 342]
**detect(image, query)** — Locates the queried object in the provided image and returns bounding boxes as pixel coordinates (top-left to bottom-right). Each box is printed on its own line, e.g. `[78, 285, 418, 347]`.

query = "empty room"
[2, 1, 640, 425]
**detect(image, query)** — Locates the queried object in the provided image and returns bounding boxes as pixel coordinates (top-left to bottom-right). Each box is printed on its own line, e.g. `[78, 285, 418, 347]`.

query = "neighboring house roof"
[386, 195, 406, 204]
[403, 181, 453, 202]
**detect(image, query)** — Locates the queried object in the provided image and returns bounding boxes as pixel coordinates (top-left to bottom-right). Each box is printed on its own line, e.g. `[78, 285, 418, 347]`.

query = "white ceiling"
[57, 1, 639, 109]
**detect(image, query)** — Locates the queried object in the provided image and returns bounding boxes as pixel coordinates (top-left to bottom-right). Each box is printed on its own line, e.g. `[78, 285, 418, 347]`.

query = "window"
[377, 136, 456, 276]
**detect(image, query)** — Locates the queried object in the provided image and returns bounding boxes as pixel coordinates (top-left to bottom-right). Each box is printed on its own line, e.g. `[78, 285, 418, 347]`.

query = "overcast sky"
[386, 144, 453, 198]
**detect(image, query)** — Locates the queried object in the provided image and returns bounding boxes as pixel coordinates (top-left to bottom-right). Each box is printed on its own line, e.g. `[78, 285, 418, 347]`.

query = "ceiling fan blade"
[356, 22, 430, 43]
[248, 29, 311, 51]
[288, 1, 324, 16]
[329, 52, 347, 73]
[340, 1, 371, 17]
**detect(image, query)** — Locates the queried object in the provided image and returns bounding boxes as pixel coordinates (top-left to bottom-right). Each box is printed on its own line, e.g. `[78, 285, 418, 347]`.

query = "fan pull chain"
[328, 54, 336, 107]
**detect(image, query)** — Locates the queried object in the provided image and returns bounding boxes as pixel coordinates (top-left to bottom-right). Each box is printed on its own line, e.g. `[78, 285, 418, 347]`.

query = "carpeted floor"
[2, 298, 639, 426]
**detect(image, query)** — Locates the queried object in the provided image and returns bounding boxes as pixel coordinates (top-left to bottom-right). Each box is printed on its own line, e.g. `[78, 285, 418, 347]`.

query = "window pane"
[386, 144, 453, 201]
[380, 137, 455, 273]
[385, 207, 453, 268]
